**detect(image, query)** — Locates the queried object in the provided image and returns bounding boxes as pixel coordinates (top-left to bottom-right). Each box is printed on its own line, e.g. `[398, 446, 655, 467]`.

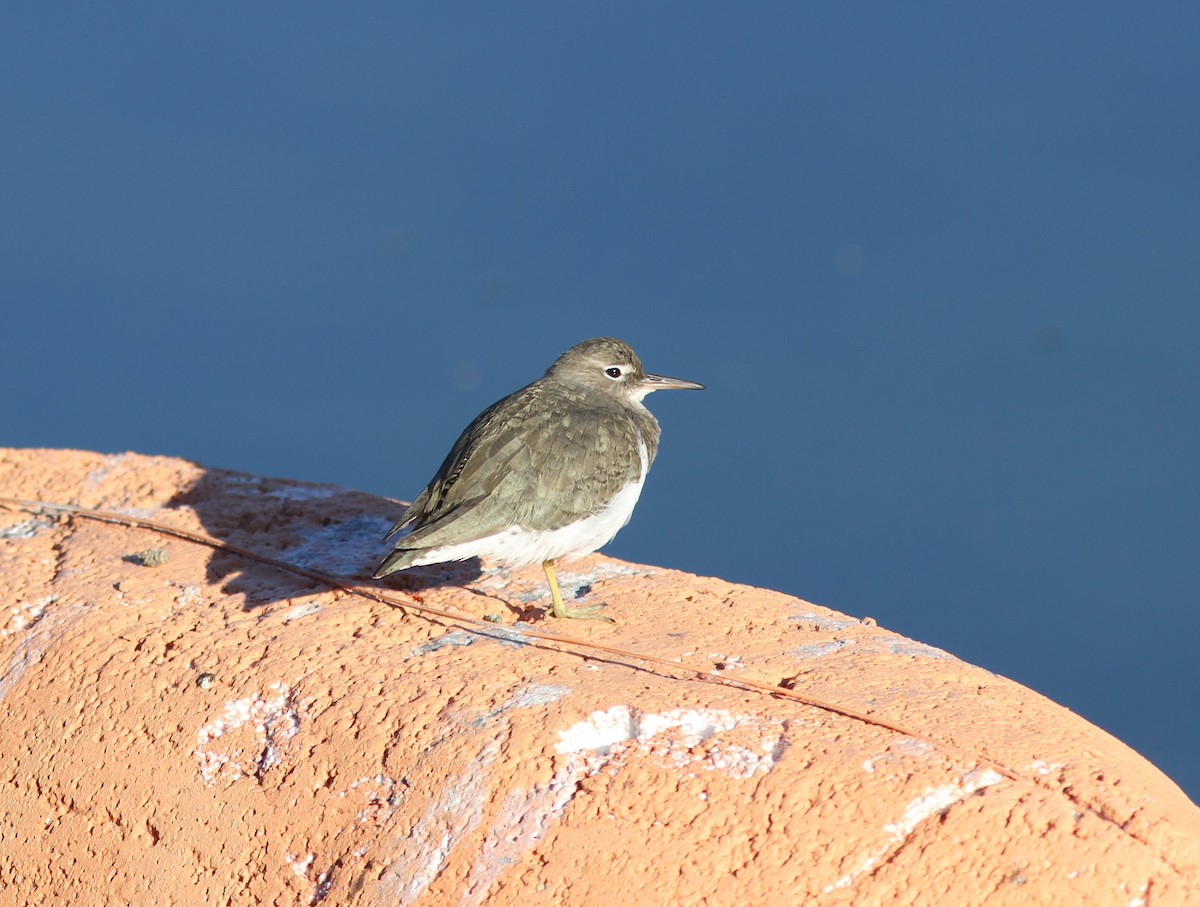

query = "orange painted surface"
[1, 448, 1197, 906]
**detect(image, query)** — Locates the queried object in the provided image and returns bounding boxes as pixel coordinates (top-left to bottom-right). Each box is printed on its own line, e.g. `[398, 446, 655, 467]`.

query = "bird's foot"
[550, 600, 614, 622]
[542, 559, 615, 622]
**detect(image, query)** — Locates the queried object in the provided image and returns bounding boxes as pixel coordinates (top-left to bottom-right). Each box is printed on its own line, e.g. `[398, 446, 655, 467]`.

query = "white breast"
[411, 437, 651, 569]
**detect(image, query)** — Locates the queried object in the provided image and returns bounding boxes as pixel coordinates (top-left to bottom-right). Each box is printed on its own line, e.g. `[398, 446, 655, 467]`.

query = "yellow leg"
[542, 559, 612, 622]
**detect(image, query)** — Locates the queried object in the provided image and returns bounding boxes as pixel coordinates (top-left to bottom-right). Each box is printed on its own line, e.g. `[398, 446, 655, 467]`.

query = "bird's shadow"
[164, 466, 487, 613]
[372, 559, 487, 597]
[380, 561, 547, 621]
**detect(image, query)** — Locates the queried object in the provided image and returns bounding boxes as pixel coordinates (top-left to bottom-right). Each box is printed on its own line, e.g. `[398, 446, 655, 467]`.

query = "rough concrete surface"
[0, 448, 1197, 906]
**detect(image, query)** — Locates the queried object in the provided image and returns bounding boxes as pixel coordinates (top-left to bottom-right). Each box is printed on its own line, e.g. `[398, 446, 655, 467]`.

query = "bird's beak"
[641, 373, 706, 391]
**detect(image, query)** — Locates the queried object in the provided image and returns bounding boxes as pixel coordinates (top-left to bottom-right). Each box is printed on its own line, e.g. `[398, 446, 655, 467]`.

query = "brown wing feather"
[383, 380, 660, 554]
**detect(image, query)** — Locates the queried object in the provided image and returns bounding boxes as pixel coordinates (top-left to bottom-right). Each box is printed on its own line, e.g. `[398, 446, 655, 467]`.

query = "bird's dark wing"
[389, 382, 658, 552]
[379, 390, 516, 542]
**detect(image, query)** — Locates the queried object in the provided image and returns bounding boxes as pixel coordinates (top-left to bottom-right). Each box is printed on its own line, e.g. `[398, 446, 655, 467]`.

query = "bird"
[373, 337, 704, 621]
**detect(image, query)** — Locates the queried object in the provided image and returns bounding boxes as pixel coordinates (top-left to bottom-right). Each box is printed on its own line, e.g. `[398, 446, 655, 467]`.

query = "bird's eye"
[605, 367, 623, 379]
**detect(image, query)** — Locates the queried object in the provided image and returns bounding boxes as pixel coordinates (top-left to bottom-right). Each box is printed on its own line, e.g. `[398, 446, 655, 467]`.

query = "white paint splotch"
[456, 707, 787, 904]
[556, 705, 786, 780]
[824, 768, 1005, 893]
[195, 682, 300, 785]
[0, 597, 91, 702]
[378, 741, 498, 906]
[461, 757, 581, 907]
[1, 596, 52, 638]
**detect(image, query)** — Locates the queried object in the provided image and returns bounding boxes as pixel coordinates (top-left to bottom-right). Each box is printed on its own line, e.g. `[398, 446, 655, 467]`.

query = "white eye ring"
[604, 366, 623, 379]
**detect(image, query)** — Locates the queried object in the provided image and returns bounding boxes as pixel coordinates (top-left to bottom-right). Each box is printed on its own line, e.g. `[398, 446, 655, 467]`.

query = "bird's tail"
[373, 547, 417, 579]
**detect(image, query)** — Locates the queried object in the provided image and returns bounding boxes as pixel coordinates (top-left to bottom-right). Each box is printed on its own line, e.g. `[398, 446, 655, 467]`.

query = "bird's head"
[545, 337, 705, 402]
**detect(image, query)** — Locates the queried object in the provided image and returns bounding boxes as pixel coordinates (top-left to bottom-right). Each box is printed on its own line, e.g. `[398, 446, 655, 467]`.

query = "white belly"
[411, 439, 649, 569]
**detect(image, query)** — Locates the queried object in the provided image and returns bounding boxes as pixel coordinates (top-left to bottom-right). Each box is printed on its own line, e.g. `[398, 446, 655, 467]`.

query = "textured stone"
[0, 447, 1197, 906]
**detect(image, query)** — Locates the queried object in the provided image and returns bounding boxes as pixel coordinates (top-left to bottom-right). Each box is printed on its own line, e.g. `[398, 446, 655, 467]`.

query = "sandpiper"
[373, 337, 703, 620]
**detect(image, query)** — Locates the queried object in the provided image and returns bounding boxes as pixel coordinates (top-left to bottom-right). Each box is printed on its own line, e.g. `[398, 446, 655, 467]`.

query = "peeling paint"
[411, 626, 532, 658]
[824, 768, 1005, 892]
[1, 596, 53, 637]
[282, 601, 322, 622]
[557, 706, 785, 780]
[195, 682, 300, 785]
[0, 517, 56, 539]
[790, 639, 855, 660]
[411, 631, 477, 656]
[379, 741, 498, 905]
[173, 584, 205, 608]
[863, 739, 937, 774]
[886, 638, 952, 659]
[462, 757, 581, 906]
[504, 683, 571, 710]
[788, 609, 863, 632]
[0, 598, 88, 701]
[1027, 759, 1065, 776]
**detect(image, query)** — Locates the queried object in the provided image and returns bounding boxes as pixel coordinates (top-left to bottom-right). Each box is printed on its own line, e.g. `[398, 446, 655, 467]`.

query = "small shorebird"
[373, 337, 703, 620]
